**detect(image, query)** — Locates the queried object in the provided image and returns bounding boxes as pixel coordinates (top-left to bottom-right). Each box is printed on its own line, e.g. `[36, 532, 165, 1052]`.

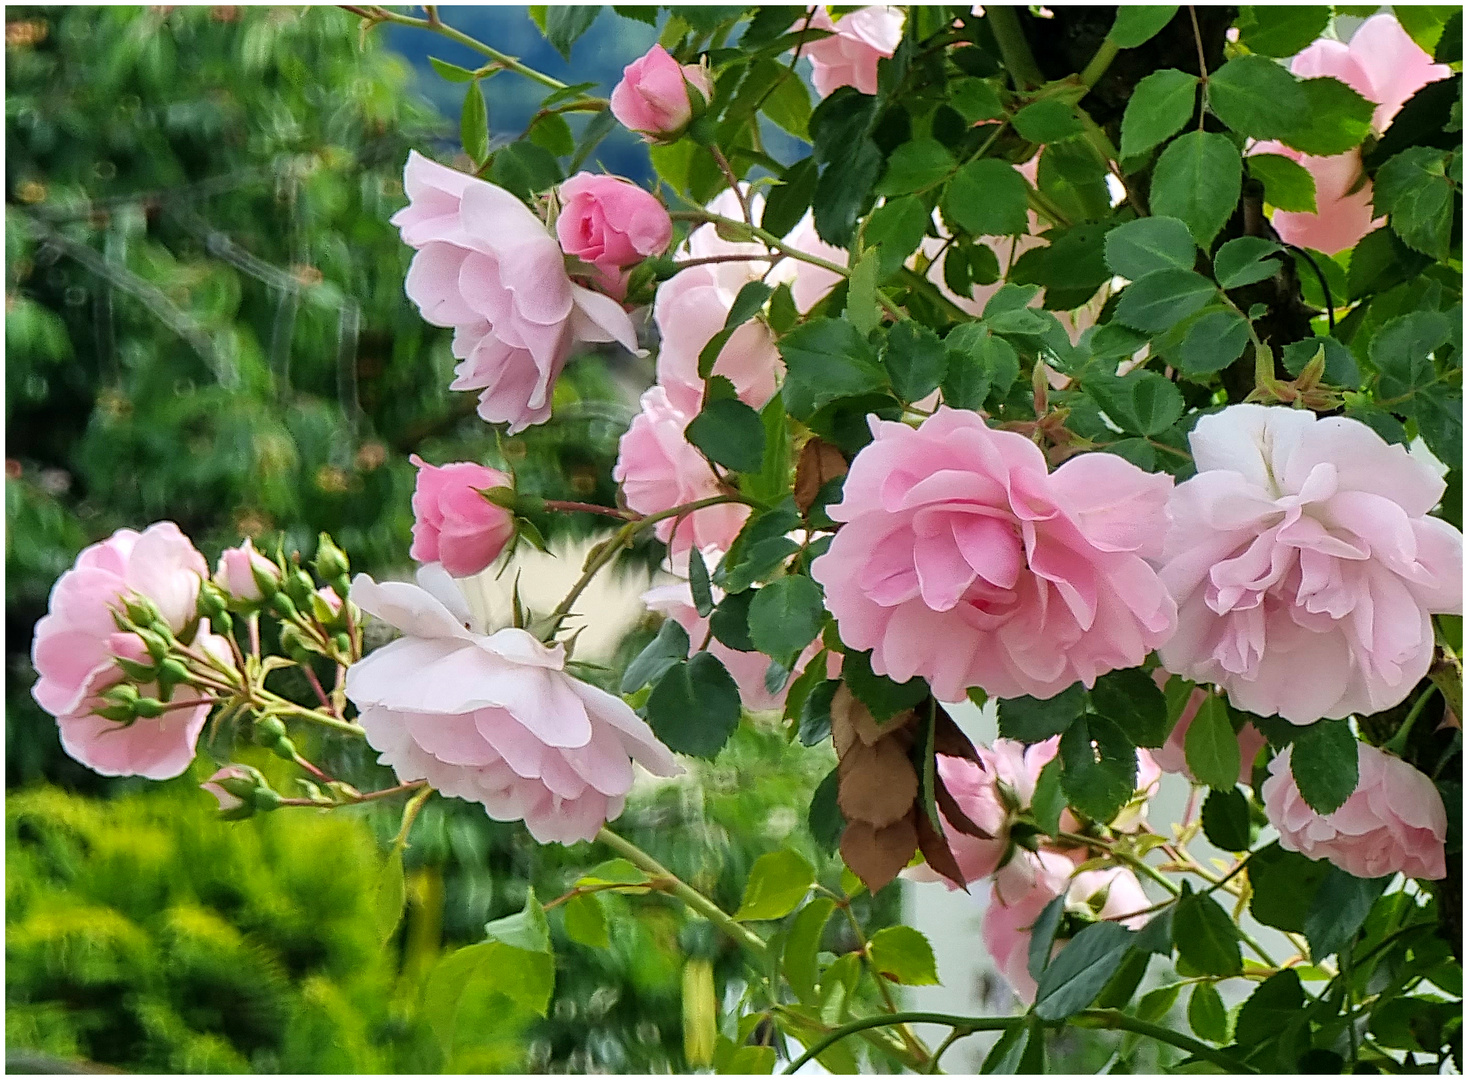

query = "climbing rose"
[31, 522, 225, 780]
[1156, 405, 1463, 724]
[613, 386, 751, 557]
[214, 537, 278, 601]
[408, 455, 515, 578]
[1262, 742, 1447, 880]
[609, 43, 712, 138]
[804, 6, 905, 97]
[391, 151, 639, 433]
[983, 850, 1150, 1002]
[345, 568, 683, 844]
[555, 172, 672, 296]
[811, 409, 1177, 702]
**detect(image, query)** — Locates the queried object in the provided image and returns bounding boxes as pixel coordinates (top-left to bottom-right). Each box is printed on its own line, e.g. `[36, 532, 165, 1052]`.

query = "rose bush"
[28, 5, 1462, 1075]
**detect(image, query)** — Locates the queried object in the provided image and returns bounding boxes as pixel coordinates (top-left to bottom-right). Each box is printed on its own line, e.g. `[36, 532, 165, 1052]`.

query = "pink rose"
[811, 409, 1177, 702]
[214, 538, 278, 601]
[804, 6, 905, 97]
[345, 567, 683, 844]
[391, 151, 639, 433]
[1250, 15, 1448, 255]
[609, 44, 713, 138]
[408, 454, 515, 578]
[983, 850, 1150, 1001]
[1262, 742, 1447, 880]
[1150, 672, 1267, 786]
[613, 386, 751, 556]
[1156, 405, 1462, 724]
[556, 173, 672, 296]
[641, 547, 835, 711]
[31, 522, 223, 780]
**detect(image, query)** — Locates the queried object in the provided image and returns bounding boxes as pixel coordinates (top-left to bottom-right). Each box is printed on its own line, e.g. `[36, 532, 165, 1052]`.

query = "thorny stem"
[540, 498, 636, 521]
[278, 780, 428, 810]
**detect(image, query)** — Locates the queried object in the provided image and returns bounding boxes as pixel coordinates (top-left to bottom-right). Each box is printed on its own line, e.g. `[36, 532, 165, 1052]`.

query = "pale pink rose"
[1262, 742, 1447, 880]
[201, 764, 252, 812]
[609, 44, 712, 138]
[804, 6, 905, 97]
[345, 568, 683, 844]
[811, 409, 1177, 702]
[983, 850, 1150, 1001]
[1156, 406, 1462, 724]
[641, 547, 836, 711]
[1150, 672, 1268, 786]
[390, 151, 639, 434]
[556, 173, 672, 296]
[214, 538, 278, 601]
[613, 387, 751, 557]
[31, 522, 224, 780]
[408, 454, 515, 578]
[1250, 14, 1449, 255]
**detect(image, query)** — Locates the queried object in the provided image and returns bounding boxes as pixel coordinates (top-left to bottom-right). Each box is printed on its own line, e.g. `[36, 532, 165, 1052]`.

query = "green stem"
[1079, 39, 1119, 89]
[596, 827, 769, 962]
[1077, 1010, 1255, 1072]
[1386, 683, 1442, 755]
[1057, 831, 1180, 897]
[783, 1013, 1018, 1074]
[835, 903, 931, 1065]
[392, 783, 434, 851]
[1428, 661, 1462, 726]
[257, 689, 366, 736]
[985, 7, 1046, 90]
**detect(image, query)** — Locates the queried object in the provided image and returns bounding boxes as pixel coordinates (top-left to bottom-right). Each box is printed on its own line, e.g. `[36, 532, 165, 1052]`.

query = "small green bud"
[278, 624, 314, 663]
[313, 533, 350, 581]
[284, 568, 316, 608]
[133, 697, 166, 719]
[333, 631, 352, 656]
[111, 607, 136, 633]
[102, 683, 140, 707]
[481, 485, 519, 510]
[197, 581, 230, 620]
[251, 788, 284, 812]
[254, 715, 289, 747]
[95, 704, 136, 724]
[251, 559, 282, 599]
[270, 593, 300, 620]
[123, 594, 162, 627]
[155, 657, 191, 702]
[136, 629, 170, 664]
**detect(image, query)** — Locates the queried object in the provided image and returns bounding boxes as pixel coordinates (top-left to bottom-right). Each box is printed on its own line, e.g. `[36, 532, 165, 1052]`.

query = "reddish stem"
[541, 499, 635, 520]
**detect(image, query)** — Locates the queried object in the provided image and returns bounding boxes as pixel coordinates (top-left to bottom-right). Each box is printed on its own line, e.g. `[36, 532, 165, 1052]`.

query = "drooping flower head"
[555, 172, 672, 297]
[811, 409, 1177, 702]
[1157, 405, 1462, 724]
[345, 567, 683, 844]
[408, 455, 515, 579]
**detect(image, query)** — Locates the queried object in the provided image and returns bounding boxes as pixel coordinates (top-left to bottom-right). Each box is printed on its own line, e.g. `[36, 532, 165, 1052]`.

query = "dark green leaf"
[815, 138, 884, 247]
[762, 157, 819, 238]
[1281, 337, 1359, 386]
[1289, 720, 1358, 815]
[879, 138, 956, 196]
[688, 545, 714, 617]
[1207, 55, 1309, 140]
[1174, 889, 1243, 976]
[1201, 787, 1251, 852]
[687, 396, 767, 473]
[1104, 216, 1198, 279]
[1134, 905, 1175, 956]
[1280, 76, 1376, 157]
[1136, 982, 1181, 1022]
[1235, 970, 1304, 1045]
[1107, 6, 1178, 48]
[1184, 693, 1240, 790]
[543, 5, 600, 60]
[1248, 152, 1318, 213]
[1370, 310, 1452, 400]
[942, 323, 1019, 409]
[747, 575, 825, 660]
[1150, 130, 1242, 248]
[863, 194, 932, 280]
[778, 317, 887, 420]
[622, 619, 691, 692]
[808, 768, 843, 854]
[997, 682, 1086, 742]
[1177, 309, 1251, 376]
[950, 77, 1005, 123]
[1027, 895, 1067, 980]
[1095, 947, 1151, 1010]
[491, 140, 563, 199]
[980, 1023, 1030, 1074]
[1187, 982, 1229, 1043]
[843, 648, 928, 723]
[1089, 667, 1170, 748]
[698, 280, 775, 378]
[1236, 6, 1330, 57]
[1213, 236, 1283, 289]
[736, 849, 816, 920]
[1303, 868, 1390, 960]
[1059, 714, 1138, 824]
[1082, 370, 1185, 436]
[942, 158, 1030, 237]
[460, 80, 490, 165]
[529, 112, 576, 158]
[1247, 842, 1332, 933]
[710, 590, 756, 651]
[1119, 69, 1198, 160]
[1013, 99, 1083, 144]
[1031, 757, 1066, 836]
[798, 679, 838, 746]
[884, 320, 947, 403]
[645, 652, 742, 758]
[1114, 269, 1217, 331]
[1373, 146, 1456, 260]
[1033, 921, 1136, 1020]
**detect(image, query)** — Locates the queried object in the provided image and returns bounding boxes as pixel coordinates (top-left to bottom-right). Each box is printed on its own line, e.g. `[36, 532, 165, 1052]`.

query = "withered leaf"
[841, 813, 919, 894]
[793, 437, 849, 514]
[837, 738, 919, 827]
[933, 769, 995, 840]
[933, 704, 982, 762]
[915, 811, 970, 893]
[832, 684, 912, 749]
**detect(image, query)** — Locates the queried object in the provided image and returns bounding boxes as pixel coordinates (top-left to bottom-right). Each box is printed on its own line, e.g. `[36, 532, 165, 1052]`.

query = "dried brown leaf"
[794, 437, 849, 515]
[837, 738, 919, 827]
[840, 813, 919, 894]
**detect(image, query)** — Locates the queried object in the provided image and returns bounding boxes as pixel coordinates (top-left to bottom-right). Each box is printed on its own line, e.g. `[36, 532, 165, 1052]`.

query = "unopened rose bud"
[254, 714, 289, 747]
[214, 539, 280, 602]
[133, 696, 166, 719]
[269, 592, 299, 620]
[197, 581, 230, 621]
[310, 587, 344, 627]
[251, 787, 284, 811]
[95, 702, 136, 724]
[278, 624, 314, 663]
[284, 567, 316, 608]
[313, 533, 350, 582]
[135, 628, 170, 664]
[154, 657, 191, 702]
[102, 682, 140, 708]
[122, 594, 162, 628]
[202, 764, 259, 818]
[114, 655, 158, 683]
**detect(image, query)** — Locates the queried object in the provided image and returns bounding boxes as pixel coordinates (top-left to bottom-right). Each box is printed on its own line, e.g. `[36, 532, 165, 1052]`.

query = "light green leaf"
[372, 847, 406, 946]
[867, 925, 940, 986]
[783, 898, 836, 1002]
[460, 80, 489, 165]
[1104, 216, 1198, 279]
[1247, 152, 1318, 213]
[1188, 982, 1229, 1043]
[737, 849, 816, 921]
[1013, 98, 1083, 144]
[563, 892, 609, 948]
[1107, 6, 1178, 48]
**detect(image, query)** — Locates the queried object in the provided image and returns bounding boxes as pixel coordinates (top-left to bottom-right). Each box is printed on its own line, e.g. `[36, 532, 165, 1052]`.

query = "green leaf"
[1089, 668, 1171, 748]
[883, 319, 947, 404]
[1149, 131, 1242, 249]
[1107, 6, 1178, 48]
[1027, 895, 1067, 981]
[942, 159, 1030, 237]
[1213, 236, 1283, 289]
[688, 546, 714, 618]
[490, 140, 563, 199]
[845, 248, 881, 336]
[1178, 309, 1251, 376]
[950, 76, 1005, 123]
[460, 80, 489, 165]
[1114, 269, 1217, 331]
[1059, 714, 1138, 823]
[1174, 889, 1243, 976]
[863, 193, 932, 280]
[1235, 970, 1304, 1045]
[1013, 99, 1083, 144]
[1119, 69, 1198, 160]
[736, 849, 816, 920]
[747, 575, 825, 660]
[1137, 983, 1182, 1023]
[783, 898, 836, 1002]
[1247, 842, 1331, 933]
[1288, 720, 1358, 815]
[1188, 982, 1229, 1043]
[529, 112, 576, 158]
[1373, 146, 1456, 260]
[372, 847, 406, 946]
[710, 590, 756, 651]
[687, 397, 767, 473]
[867, 925, 939, 985]
[815, 137, 884, 247]
[645, 652, 742, 758]
[1030, 757, 1066, 836]
[699, 281, 775, 378]
[429, 56, 478, 82]
[1370, 310, 1452, 400]
[1281, 336, 1360, 386]
[942, 324, 1020, 409]
[543, 5, 600, 60]
[762, 158, 819, 239]
[980, 1023, 1030, 1074]
[1303, 868, 1389, 960]
[622, 619, 691, 693]
[1280, 76, 1376, 157]
[1235, 6, 1330, 57]
[1082, 370, 1185, 436]
[778, 318, 887, 420]
[879, 139, 956, 196]
[1248, 152, 1318, 213]
[484, 888, 552, 952]
[797, 677, 837, 746]
[1134, 906, 1175, 955]
[1184, 693, 1240, 790]
[843, 648, 928, 723]
[997, 682, 1087, 742]
[744, 395, 793, 507]
[765, 72, 812, 139]
[1207, 55, 1309, 140]
[1104, 216, 1198, 279]
[1033, 921, 1136, 1020]
[1200, 787, 1251, 852]
[577, 858, 651, 889]
[563, 892, 609, 948]
[808, 768, 843, 855]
